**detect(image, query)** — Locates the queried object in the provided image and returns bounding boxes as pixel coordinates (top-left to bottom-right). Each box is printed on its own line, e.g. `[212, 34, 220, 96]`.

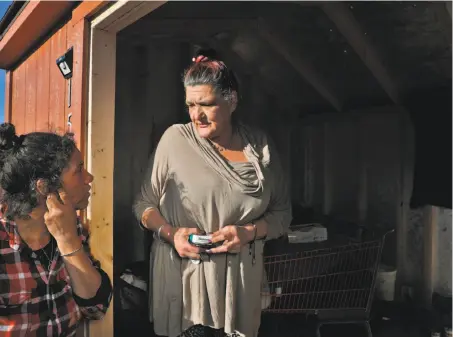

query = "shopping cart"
[261, 229, 394, 337]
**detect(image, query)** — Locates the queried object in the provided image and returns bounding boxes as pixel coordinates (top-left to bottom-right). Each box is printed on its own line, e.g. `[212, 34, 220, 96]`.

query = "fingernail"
[206, 250, 211, 254]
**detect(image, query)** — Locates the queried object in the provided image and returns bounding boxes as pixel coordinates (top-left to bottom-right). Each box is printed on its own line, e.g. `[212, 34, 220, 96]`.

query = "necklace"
[211, 131, 236, 152]
[213, 143, 227, 152]
[40, 238, 55, 272]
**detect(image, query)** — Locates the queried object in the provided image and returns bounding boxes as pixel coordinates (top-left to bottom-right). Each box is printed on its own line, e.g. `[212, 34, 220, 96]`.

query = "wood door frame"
[86, 2, 166, 336]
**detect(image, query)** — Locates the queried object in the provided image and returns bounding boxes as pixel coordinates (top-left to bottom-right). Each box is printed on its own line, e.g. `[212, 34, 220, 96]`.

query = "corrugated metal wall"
[9, 25, 70, 135]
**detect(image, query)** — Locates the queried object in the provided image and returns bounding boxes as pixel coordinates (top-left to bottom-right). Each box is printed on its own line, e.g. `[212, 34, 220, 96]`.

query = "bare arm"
[45, 192, 112, 308]
[135, 127, 203, 259]
[141, 207, 174, 243]
[58, 238, 102, 299]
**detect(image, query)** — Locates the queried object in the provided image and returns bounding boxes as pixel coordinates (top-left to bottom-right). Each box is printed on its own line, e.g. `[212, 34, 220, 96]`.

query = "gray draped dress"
[134, 122, 292, 337]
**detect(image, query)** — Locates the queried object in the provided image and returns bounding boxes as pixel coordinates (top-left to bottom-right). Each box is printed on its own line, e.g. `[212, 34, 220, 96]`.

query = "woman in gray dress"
[134, 49, 292, 337]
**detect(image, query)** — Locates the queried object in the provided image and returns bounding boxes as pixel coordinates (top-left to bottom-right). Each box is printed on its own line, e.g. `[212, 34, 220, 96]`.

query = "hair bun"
[0, 123, 17, 152]
[193, 47, 220, 62]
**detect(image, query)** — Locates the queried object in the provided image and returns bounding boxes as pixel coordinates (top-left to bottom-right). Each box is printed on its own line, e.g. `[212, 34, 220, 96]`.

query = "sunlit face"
[60, 149, 94, 210]
[185, 84, 237, 140]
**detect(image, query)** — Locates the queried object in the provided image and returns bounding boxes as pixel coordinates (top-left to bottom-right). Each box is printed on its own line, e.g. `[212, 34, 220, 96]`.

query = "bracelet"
[60, 244, 83, 257]
[153, 224, 169, 243]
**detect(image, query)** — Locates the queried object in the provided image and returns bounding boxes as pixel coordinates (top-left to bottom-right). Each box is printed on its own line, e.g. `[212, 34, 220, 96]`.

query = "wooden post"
[357, 165, 368, 223]
[323, 122, 333, 216]
[422, 206, 438, 307]
[356, 115, 368, 224]
[302, 125, 315, 207]
[87, 27, 116, 337]
[395, 111, 415, 300]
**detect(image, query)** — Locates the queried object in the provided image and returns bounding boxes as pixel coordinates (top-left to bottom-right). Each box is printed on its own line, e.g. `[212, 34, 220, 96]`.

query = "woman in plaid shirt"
[0, 123, 112, 337]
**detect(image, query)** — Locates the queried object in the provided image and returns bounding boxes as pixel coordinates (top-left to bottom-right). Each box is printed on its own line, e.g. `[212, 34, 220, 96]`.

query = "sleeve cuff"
[72, 268, 112, 307]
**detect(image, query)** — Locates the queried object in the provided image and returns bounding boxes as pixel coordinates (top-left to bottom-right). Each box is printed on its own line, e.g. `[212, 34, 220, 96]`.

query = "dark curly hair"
[183, 48, 239, 104]
[0, 123, 76, 220]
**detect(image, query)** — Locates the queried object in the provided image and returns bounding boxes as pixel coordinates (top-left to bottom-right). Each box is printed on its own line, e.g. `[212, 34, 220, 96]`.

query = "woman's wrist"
[154, 223, 176, 244]
[160, 224, 176, 244]
[243, 221, 268, 242]
[57, 237, 83, 256]
[245, 224, 257, 243]
[142, 208, 176, 244]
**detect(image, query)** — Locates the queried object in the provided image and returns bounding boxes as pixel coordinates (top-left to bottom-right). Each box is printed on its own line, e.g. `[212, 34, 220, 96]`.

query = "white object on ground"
[120, 273, 147, 292]
[375, 264, 397, 301]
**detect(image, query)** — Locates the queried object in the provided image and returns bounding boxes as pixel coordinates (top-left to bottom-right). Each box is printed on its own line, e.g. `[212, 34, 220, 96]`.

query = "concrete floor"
[258, 320, 427, 337]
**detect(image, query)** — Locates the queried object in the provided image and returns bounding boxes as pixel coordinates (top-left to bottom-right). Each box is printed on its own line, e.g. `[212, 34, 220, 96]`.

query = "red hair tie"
[192, 55, 208, 63]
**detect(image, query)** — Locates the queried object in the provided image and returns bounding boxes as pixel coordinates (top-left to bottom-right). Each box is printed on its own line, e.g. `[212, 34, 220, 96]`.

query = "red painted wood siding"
[10, 24, 68, 135]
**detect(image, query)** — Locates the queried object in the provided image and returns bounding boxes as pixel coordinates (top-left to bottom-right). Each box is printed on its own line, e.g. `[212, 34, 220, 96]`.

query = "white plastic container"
[375, 264, 397, 301]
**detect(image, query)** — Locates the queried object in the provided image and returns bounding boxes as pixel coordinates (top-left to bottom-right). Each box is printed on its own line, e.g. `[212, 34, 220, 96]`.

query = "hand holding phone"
[44, 189, 79, 248]
[204, 225, 250, 254]
[172, 227, 204, 260]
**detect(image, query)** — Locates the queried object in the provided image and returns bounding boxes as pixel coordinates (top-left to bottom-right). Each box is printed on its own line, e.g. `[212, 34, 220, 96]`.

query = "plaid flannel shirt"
[0, 217, 112, 337]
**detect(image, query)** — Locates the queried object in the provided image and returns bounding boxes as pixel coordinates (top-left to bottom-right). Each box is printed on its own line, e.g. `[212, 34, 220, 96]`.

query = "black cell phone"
[188, 234, 223, 249]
